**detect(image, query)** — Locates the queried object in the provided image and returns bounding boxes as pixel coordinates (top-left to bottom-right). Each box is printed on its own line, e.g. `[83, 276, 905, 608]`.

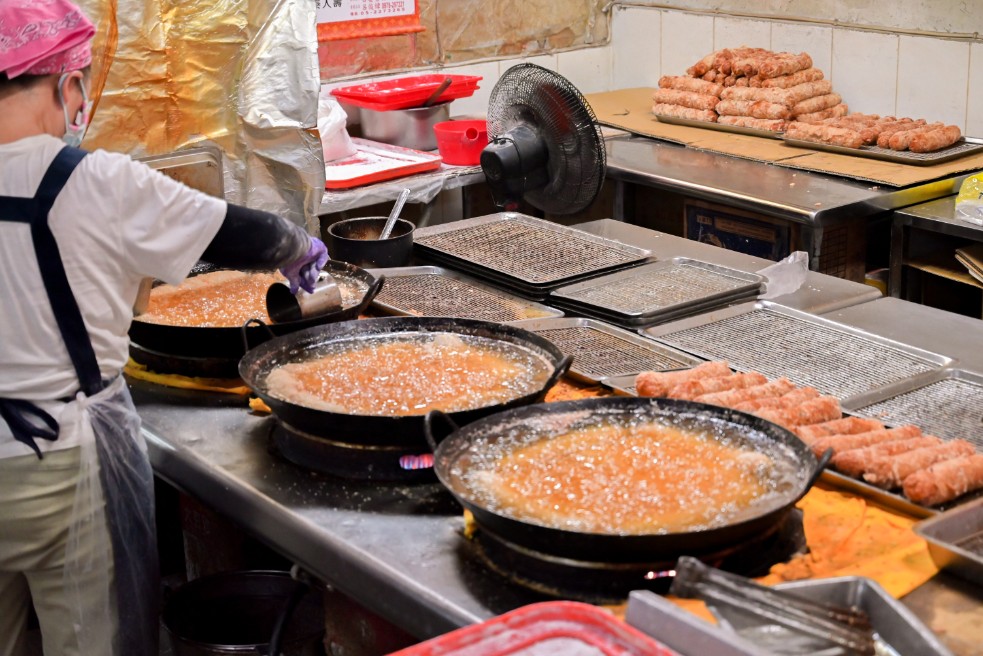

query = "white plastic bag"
[955, 174, 983, 226]
[317, 87, 356, 162]
[757, 251, 809, 299]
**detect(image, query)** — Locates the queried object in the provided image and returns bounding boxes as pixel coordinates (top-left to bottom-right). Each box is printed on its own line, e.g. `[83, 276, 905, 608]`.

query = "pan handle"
[424, 410, 460, 453]
[240, 317, 276, 352]
[793, 448, 833, 505]
[545, 355, 574, 390]
[358, 275, 386, 311]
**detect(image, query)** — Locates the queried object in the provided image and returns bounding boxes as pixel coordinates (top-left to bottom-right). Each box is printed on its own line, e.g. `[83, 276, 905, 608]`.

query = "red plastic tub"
[433, 120, 488, 166]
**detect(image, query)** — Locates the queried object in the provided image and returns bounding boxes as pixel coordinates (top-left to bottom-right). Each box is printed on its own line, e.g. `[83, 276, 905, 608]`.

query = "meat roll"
[885, 123, 944, 151]
[903, 454, 983, 506]
[909, 125, 962, 153]
[754, 396, 842, 430]
[635, 361, 731, 398]
[695, 378, 796, 408]
[862, 440, 976, 489]
[831, 436, 944, 478]
[652, 88, 720, 111]
[793, 103, 849, 124]
[790, 93, 842, 118]
[794, 417, 885, 444]
[651, 103, 718, 123]
[733, 386, 820, 413]
[759, 67, 824, 88]
[658, 75, 725, 97]
[785, 121, 863, 148]
[717, 116, 788, 132]
[808, 425, 922, 459]
[668, 372, 769, 401]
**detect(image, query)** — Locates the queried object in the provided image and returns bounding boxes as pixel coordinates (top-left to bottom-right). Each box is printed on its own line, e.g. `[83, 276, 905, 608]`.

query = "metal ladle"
[379, 188, 410, 240]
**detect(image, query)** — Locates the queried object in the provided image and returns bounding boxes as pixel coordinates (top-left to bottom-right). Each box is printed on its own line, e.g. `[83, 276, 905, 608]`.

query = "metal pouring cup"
[266, 274, 343, 323]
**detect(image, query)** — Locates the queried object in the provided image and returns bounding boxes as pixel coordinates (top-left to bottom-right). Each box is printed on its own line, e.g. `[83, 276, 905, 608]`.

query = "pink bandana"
[0, 0, 95, 79]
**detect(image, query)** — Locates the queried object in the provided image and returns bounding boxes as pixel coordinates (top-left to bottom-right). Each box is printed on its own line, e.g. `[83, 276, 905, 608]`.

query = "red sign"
[316, 0, 423, 41]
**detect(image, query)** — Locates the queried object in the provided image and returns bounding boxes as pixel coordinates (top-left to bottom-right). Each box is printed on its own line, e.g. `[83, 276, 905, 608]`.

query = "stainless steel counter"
[605, 135, 965, 227]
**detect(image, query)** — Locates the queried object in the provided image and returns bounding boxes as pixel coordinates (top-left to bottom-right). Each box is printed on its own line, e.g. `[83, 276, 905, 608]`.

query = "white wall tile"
[830, 29, 899, 117]
[556, 46, 613, 94]
[713, 16, 771, 51]
[661, 12, 715, 78]
[512, 53, 558, 72]
[770, 22, 833, 75]
[897, 35, 969, 129]
[968, 44, 983, 137]
[441, 61, 500, 118]
[611, 6, 662, 89]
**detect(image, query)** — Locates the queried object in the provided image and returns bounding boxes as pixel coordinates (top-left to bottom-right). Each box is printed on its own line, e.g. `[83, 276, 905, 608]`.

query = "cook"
[0, 1, 328, 654]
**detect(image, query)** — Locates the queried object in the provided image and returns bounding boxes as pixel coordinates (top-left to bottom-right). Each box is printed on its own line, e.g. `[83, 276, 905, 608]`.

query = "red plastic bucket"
[433, 120, 488, 165]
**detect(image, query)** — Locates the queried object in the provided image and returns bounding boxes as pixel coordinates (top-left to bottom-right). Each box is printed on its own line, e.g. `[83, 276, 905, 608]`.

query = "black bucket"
[162, 571, 325, 655]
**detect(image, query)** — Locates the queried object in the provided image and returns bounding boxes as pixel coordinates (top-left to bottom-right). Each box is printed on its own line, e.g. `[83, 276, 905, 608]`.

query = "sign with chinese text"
[316, 0, 423, 41]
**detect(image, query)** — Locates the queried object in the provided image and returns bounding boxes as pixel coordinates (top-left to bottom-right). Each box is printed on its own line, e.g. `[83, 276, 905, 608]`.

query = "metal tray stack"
[413, 213, 652, 300]
[643, 301, 950, 402]
[915, 497, 983, 587]
[509, 318, 702, 385]
[367, 266, 563, 323]
[546, 259, 763, 328]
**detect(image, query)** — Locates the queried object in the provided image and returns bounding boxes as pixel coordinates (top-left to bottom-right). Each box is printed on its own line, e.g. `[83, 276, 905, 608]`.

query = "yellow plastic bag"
[955, 174, 983, 226]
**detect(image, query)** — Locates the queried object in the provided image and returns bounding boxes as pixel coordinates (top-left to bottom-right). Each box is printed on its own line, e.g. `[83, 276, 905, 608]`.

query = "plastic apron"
[0, 147, 159, 655]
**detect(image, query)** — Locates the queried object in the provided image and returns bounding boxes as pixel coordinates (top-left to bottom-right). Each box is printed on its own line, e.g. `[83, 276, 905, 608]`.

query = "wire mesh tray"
[782, 135, 983, 166]
[508, 318, 702, 384]
[366, 266, 563, 323]
[413, 213, 652, 288]
[549, 259, 763, 320]
[654, 113, 784, 139]
[642, 301, 951, 401]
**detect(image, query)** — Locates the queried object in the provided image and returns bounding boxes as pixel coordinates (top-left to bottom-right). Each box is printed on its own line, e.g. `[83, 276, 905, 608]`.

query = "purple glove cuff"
[280, 237, 329, 294]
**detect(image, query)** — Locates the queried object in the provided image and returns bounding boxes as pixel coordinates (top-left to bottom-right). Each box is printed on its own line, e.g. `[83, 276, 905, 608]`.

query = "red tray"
[324, 138, 442, 190]
[331, 74, 481, 111]
[388, 601, 679, 655]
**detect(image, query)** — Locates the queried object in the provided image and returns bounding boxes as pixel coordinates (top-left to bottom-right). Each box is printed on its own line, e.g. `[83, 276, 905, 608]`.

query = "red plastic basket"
[388, 601, 679, 655]
[331, 74, 481, 111]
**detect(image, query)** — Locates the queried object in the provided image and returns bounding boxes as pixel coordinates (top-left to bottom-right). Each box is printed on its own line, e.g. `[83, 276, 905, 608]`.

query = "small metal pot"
[358, 102, 450, 150]
[328, 217, 414, 268]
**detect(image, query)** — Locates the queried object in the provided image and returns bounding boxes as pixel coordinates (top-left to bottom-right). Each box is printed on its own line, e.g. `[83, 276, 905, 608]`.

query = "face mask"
[58, 73, 92, 148]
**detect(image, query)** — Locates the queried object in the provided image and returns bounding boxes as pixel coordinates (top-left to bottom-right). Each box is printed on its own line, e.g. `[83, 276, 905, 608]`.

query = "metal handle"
[380, 188, 410, 240]
[544, 355, 574, 391]
[794, 447, 833, 505]
[422, 77, 453, 107]
[424, 409, 460, 453]
[240, 317, 276, 352]
[358, 275, 386, 311]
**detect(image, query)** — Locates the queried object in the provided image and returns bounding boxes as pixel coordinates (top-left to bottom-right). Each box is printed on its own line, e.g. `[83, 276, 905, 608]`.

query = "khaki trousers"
[0, 447, 115, 656]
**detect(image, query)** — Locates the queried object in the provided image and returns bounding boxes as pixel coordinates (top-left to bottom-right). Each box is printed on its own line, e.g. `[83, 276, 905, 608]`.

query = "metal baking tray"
[548, 259, 763, 320]
[626, 576, 953, 656]
[819, 469, 938, 519]
[841, 368, 983, 448]
[413, 213, 652, 287]
[915, 496, 983, 587]
[654, 113, 784, 139]
[508, 318, 702, 384]
[782, 135, 983, 166]
[366, 266, 563, 322]
[549, 289, 761, 329]
[601, 373, 640, 396]
[643, 301, 950, 401]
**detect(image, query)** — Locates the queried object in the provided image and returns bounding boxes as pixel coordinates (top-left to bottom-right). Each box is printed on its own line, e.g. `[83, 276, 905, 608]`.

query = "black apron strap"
[0, 146, 103, 457]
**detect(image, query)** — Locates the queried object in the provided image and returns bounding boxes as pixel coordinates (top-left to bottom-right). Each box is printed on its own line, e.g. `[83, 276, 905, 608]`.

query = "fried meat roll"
[659, 75, 724, 97]
[791, 93, 842, 117]
[755, 396, 841, 430]
[668, 372, 769, 401]
[687, 51, 719, 78]
[651, 103, 718, 123]
[785, 80, 833, 105]
[652, 88, 720, 111]
[733, 386, 819, 413]
[635, 361, 731, 398]
[808, 425, 922, 459]
[785, 121, 863, 149]
[716, 99, 791, 120]
[874, 120, 930, 148]
[909, 125, 962, 153]
[903, 454, 983, 506]
[695, 377, 796, 407]
[794, 417, 884, 444]
[717, 116, 788, 132]
[831, 436, 944, 478]
[757, 52, 813, 79]
[886, 123, 945, 151]
[720, 86, 794, 105]
[862, 440, 976, 489]
[793, 103, 849, 124]
[760, 67, 824, 88]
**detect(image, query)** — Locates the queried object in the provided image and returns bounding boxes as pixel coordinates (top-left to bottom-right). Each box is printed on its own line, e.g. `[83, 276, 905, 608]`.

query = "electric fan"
[480, 64, 606, 215]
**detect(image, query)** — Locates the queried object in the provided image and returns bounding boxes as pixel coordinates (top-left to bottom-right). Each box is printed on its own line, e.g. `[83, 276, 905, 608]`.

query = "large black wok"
[239, 316, 572, 448]
[427, 396, 830, 563]
[128, 261, 383, 360]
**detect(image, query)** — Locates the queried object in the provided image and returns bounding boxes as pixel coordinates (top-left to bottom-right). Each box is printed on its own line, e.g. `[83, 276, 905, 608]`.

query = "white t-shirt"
[0, 135, 226, 458]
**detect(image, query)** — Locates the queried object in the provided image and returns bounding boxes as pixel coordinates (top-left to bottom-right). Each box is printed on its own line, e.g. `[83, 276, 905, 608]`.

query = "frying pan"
[426, 397, 830, 563]
[239, 316, 572, 447]
[128, 261, 383, 360]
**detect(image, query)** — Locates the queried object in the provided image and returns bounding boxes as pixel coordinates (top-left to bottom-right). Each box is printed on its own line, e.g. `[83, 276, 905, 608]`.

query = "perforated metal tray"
[509, 318, 702, 384]
[782, 135, 983, 166]
[842, 368, 983, 449]
[366, 266, 563, 322]
[643, 301, 950, 402]
[414, 213, 652, 287]
[915, 496, 983, 587]
[549, 259, 763, 320]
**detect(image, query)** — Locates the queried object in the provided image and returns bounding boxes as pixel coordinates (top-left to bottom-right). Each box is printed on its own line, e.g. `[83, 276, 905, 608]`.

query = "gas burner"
[130, 342, 240, 379]
[269, 421, 436, 483]
[467, 511, 806, 604]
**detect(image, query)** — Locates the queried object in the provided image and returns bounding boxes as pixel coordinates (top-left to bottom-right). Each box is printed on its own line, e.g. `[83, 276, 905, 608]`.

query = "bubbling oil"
[264, 332, 554, 416]
[462, 412, 799, 535]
